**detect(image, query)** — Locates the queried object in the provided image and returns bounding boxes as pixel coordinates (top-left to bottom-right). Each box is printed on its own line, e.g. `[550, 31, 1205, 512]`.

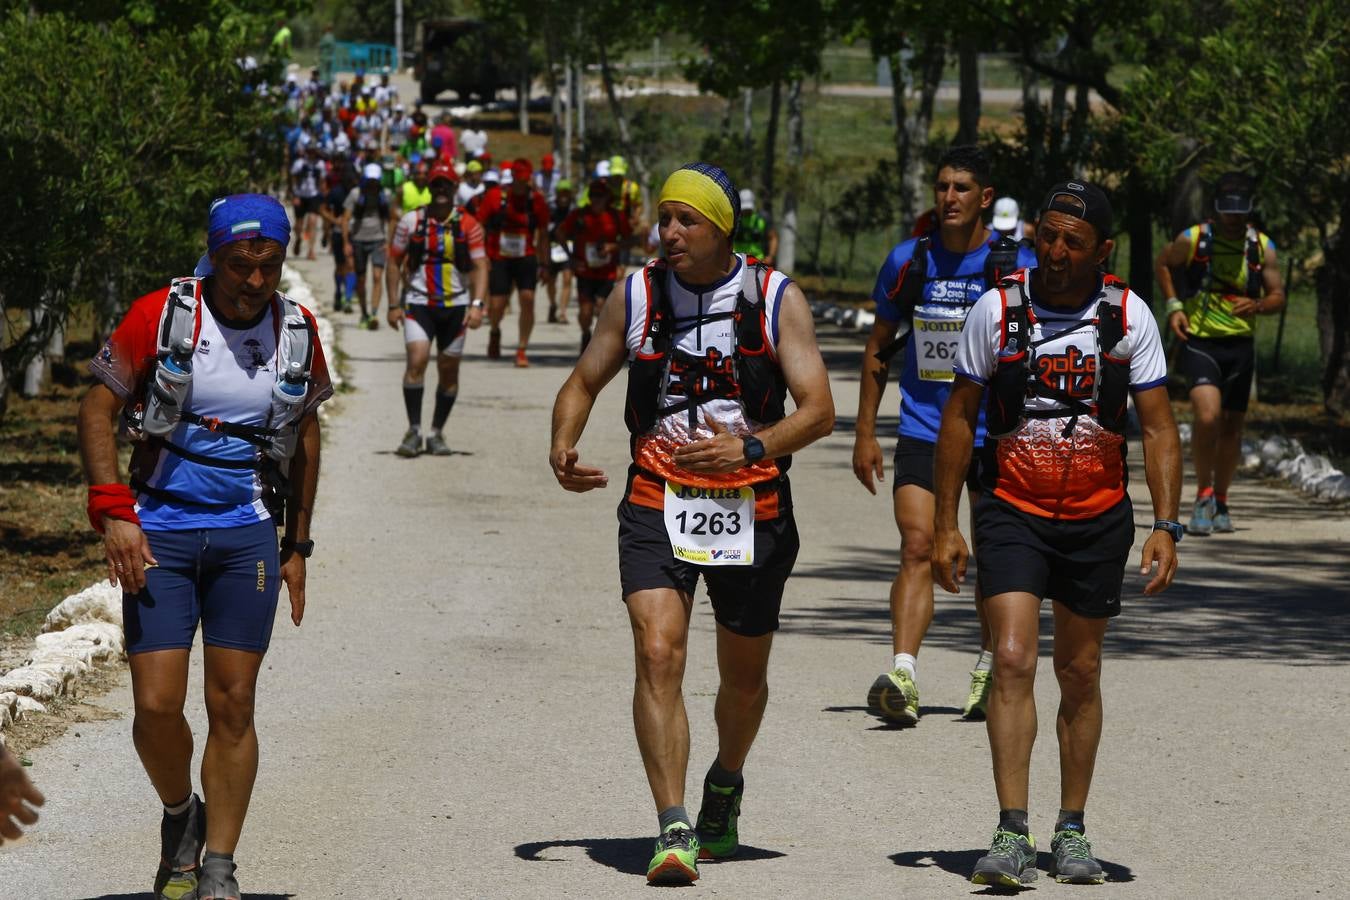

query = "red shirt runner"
[561, 206, 630, 280]
[477, 186, 550, 261]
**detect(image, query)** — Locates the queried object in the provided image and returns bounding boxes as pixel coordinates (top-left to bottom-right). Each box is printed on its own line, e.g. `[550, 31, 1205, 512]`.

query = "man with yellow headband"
[549, 162, 834, 886]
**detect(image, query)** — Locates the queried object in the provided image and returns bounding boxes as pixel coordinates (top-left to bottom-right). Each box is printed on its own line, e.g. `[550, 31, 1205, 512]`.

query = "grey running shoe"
[1212, 503, 1234, 533]
[1051, 828, 1106, 884]
[395, 429, 422, 458]
[866, 669, 919, 725]
[1187, 495, 1215, 535]
[154, 794, 204, 900]
[971, 829, 1038, 889]
[197, 854, 240, 900]
[425, 431, 452, 456]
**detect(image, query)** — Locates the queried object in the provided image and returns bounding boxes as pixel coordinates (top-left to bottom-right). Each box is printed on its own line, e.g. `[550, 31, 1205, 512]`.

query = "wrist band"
[470, 299, 485, 309]
[1164, 297, 1184, 315]
[87, 484, 140, 534]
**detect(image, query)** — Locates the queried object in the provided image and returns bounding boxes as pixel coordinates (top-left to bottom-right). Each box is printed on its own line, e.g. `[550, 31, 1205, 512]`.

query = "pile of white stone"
[1177, 422, 1350, 501]
[0, 584, 124, 744]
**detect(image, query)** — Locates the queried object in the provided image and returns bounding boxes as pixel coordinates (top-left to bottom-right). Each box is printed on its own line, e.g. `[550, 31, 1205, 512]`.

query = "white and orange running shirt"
[622, 255, 793, 515]
[954, 277, 1167, 520]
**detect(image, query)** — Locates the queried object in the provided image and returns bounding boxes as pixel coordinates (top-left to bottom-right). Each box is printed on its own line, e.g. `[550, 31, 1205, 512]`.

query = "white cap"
[501, 168, 514, 185]
[483, 169, 500, 184]
[394, 103, 404, 112]
[595, 160, 611, 178]
[992, 197, 1020, 231]
[363, 162, 383, 181]
[739, 188, 756, 211]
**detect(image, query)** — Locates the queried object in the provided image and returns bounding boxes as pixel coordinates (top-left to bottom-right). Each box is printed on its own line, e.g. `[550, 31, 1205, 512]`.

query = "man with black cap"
[1155, 172, 1284, 535]
[932, 181, 1182, 888]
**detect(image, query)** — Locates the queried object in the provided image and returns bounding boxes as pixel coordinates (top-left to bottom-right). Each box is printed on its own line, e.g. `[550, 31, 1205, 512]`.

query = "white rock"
[1177, 422, 1192, 444]
[42, 582, 122, 632]
[14, 696, 46, 716]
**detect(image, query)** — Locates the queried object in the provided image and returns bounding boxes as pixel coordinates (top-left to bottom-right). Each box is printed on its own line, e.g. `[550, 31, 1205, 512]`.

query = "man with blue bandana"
[550, 162, 834, 885]
[79, 194, 333, 900]
[853, 145, 1037, 726]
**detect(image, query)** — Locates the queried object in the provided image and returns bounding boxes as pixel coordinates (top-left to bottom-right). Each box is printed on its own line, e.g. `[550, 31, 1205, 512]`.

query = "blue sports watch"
[1152, 520, 1183, 542]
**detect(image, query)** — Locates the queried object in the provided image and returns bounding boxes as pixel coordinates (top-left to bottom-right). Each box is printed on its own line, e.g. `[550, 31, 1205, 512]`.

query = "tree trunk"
[1317, 195, 1350, 413]
[22, 305, 47, 399]
[1020, 63, 1044, 193]
[903, 39, 945, 225]
[545, 33, 562, 158]
[742, 88, 755, 185]
[762, 79, 782, 221]
[0, 289, 7, 423]
[1126, 170, 1154, 304]
[1069, 82, 1090, 173]
[887, 50, 908, 204]
[778, 79, 803, 274]
[518, 49, 530, 135]
[598, 43, 648, 194]
[563, 57, 574, 178]
[956, 35, 981, 144]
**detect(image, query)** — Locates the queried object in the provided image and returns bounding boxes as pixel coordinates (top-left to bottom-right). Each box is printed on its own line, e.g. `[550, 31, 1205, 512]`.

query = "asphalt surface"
[5, 247, 1347, 899]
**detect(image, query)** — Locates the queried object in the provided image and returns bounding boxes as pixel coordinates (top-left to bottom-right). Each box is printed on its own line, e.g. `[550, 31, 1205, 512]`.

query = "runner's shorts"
[617, 500, 799, 637]
[297, 195, 323, 217]
[973, 494, 1134, 619]
[404, 304, 468, 356]
[1177, 335, 1255, 412]
[350, 238, 387, 275]
[894, 436, 981, 494]
[489, 257, 538, 294]
[575, 276, 616, 301]
[123, 521, 281, 654]
[329, 227, 346, 265]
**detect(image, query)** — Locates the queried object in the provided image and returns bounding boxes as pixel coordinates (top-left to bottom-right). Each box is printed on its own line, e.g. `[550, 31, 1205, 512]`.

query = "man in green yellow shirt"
[1155, 172, 1285, 535]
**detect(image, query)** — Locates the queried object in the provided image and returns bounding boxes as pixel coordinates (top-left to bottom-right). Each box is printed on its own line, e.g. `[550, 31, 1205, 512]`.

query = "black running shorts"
[1178, 335, 1255, 412]
[350, 238, 387, 275]
[616, 500, 800, 637]
[575, 276, 616, 301]
[405, 304, 468, 356]
[489, 257, 539, 295]
[893, 436, 981, 494]
[973, 493, 1135, 619]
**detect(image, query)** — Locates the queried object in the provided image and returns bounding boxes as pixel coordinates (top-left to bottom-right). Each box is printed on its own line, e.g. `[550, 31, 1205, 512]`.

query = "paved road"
[6, 248, 1347, 898]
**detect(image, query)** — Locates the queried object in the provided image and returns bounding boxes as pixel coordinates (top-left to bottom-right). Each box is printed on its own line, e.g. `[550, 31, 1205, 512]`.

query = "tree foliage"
[0, 11, 286, 397]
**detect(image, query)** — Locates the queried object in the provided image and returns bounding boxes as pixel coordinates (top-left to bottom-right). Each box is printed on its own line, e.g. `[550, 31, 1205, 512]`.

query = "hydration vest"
[875, 233, 1022, 364]
[1184, 221, 1264, 298]
[123, 277, 316, 522]
[407, 206, 474, 275]
[486, 188, 540, 233]
[984, 271, 1132, 440]
[352, 187, 390, 222]
[734, 213, 770, 258]
[624, 259, 789, 468]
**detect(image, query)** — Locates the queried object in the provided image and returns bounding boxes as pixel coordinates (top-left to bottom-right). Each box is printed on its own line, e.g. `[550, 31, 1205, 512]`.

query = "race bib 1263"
[499, 232, 527, 258]
[585, 242, 611, 268]
[663, 482, 754, 566]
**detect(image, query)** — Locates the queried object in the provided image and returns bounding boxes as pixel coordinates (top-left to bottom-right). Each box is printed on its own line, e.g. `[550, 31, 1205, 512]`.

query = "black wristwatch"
[280, 537, 315, 558]
[741, 435, 766, 464]
[1152, 520, 1183, 543]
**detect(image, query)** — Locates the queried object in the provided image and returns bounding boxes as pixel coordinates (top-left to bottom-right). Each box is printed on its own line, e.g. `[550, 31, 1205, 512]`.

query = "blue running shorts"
[123, 521, 282, 654]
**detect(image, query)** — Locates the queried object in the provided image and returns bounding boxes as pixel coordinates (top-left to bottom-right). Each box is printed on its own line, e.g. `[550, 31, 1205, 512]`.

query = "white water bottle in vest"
[266, 360, 307, 461]
[142, 337, 195, 437]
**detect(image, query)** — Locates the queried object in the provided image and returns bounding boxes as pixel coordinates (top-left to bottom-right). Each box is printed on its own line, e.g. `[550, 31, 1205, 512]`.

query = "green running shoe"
[696, 780, 743, 859]
[1051, 828, 1106, 884]
[154, 794, 204, 900]
[971, 829, 1037, 889]
[647, 824, 700, 884]
[962, 668, 992, 720]
[866, 668, 919, 725]
[1187, 495, 1215, 535]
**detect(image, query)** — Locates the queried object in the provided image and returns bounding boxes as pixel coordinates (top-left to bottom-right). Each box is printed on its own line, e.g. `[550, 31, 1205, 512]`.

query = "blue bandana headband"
[207, 193, 291, 255]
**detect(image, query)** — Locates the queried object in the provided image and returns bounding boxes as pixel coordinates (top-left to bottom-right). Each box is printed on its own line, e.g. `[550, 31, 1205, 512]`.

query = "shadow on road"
[787, 531, 1350, 662]
[79, 894, 294, 900]
[514, 837, 785, 876]
[891, 848, 1134, 884]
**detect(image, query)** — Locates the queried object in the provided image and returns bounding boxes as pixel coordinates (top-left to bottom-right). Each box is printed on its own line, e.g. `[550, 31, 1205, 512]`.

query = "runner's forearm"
[855, 322, 897, 436]
[77, 385, 125, 486]
[285, 414, 321, 542]
[471, 257, 488, 300]
[933, 381, 980, 530]
[1136, 389, 1181, 522]
[550, 378, 597, 453]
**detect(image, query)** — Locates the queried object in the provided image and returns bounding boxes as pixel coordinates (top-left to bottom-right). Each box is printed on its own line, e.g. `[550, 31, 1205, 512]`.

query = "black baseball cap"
[1039, 181, 1113, 240]
[1214, 171, 1255, 215]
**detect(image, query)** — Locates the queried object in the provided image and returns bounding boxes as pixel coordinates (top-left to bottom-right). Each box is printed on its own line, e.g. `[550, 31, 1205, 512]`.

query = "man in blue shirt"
[852, 144, 1036, 726]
